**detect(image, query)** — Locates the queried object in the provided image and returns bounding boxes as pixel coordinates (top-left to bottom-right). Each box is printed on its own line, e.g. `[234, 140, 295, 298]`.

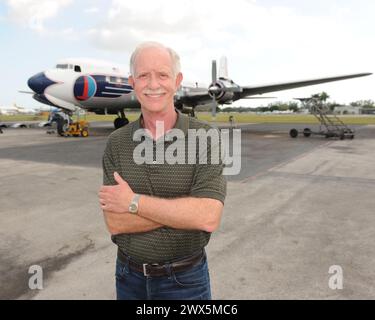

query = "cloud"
[84, 7, 99, 14]
[88, 1, 370, 72]
[4, 0, 371, 105]
[6, 0, 73, 32]
[88, 0, 207, 52]
[88, 0, 351, 59]
[84, 0, 374, 106]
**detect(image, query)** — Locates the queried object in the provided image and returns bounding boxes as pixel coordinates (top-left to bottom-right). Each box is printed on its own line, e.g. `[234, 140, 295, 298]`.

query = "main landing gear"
[114, 110, 129, 129]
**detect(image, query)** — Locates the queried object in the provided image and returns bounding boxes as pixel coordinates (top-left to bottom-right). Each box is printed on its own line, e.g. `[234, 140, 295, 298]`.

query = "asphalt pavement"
[1, 121, 374, 299]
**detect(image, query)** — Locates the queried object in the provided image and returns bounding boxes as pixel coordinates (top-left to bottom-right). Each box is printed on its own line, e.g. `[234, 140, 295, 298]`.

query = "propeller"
[210, 60, 219, 117]
[208, 59, 242, 117]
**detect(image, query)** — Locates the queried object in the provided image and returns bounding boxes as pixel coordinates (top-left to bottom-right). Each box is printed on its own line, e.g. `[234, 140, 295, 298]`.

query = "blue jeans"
[115, 253, 212, 300]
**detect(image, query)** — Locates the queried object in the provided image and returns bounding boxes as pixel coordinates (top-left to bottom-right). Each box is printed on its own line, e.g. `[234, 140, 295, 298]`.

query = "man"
[99, 42, 226, 300]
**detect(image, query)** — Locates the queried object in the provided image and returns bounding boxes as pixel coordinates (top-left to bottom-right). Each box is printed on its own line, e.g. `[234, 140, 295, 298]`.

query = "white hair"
[129, 41, 181, 77]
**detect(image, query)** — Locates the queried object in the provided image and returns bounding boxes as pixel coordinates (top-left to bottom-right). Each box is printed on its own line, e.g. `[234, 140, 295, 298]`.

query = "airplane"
[0, 103, 40, 115]
[24, 57, 372, 129]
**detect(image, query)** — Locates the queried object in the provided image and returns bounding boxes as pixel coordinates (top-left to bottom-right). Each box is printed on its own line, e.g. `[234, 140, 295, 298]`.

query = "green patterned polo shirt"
[102, 111, 226, 264]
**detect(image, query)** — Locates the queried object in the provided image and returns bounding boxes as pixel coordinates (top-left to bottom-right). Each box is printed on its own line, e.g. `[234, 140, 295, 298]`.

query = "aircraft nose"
[27, 72, 56, 94]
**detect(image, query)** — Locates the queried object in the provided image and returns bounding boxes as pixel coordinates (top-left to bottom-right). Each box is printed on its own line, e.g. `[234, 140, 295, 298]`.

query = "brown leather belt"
[117, 249, 205, 277]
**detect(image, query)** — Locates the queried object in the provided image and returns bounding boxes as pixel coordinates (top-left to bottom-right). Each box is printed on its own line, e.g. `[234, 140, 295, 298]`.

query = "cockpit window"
[56, 64, 81, 71]
[56, 64, 68, 69]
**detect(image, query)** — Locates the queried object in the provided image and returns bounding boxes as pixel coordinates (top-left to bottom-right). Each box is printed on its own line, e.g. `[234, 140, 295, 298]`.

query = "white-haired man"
[99, 42, 226, 300]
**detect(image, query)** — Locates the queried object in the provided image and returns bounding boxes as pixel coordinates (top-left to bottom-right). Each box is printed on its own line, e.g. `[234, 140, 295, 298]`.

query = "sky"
[0, 0, 374, 109]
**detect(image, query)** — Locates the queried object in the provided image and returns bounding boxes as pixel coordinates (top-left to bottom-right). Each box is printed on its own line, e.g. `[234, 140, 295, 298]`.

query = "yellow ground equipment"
[63, 120, 89, 137]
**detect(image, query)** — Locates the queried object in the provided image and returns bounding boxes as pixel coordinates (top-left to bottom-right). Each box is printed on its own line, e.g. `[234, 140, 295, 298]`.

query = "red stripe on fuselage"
[77, 77, 88, 100]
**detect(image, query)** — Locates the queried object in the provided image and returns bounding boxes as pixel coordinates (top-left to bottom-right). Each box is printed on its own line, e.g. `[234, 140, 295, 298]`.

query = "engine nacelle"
[217, 90, 234, 103]
[208, 80, 235, 104]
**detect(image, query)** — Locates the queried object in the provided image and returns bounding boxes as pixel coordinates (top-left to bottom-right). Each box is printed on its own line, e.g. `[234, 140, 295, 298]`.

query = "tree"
[287, 102, 299, 112]
[269, 105, 280, 112]
[311, 91, 330, 103]
[327, 102, 340, 112]
[350, 100, 375, 108]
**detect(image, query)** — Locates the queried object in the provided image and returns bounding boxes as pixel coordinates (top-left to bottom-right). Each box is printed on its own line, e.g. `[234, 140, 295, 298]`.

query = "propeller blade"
[212, 60, 217, 84]
[219, 56, 228, 79]
[211, 96, 217, 118]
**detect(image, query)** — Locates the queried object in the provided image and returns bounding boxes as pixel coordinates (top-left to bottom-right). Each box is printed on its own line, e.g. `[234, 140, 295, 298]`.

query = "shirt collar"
[131, 109, 189, 138]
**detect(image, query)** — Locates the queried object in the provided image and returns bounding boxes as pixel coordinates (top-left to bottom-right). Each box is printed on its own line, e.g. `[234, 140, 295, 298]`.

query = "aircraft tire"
[114, 117, 129, 129]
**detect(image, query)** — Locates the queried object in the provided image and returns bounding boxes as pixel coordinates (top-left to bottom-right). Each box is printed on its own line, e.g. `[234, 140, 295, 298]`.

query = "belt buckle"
[143, 263, 163, 276]
[142, 263, 149, 276]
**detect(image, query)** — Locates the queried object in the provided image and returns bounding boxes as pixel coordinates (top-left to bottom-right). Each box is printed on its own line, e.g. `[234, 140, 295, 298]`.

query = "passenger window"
[74, 65, 81, 72]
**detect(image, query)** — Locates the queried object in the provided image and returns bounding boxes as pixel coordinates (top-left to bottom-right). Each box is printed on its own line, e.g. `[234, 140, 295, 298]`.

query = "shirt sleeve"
[189, 132, 227, 204]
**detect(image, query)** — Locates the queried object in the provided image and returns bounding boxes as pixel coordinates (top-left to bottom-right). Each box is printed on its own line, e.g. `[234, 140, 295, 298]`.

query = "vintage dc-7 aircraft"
[25, 57, 372, 129]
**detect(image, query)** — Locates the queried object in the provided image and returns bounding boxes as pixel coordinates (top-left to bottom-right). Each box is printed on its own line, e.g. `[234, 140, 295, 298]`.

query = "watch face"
[129, 203, 137, 213]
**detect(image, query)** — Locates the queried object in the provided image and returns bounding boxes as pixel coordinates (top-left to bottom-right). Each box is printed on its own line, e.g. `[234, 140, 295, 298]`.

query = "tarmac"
[0, 121, 375, 300]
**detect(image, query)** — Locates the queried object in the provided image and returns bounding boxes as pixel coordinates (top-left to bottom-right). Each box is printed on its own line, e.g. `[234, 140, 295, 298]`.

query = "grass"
[0, 113, 141, 122]
[0, 114, 48, 122]
[198, 113, 375, 125]
[1, 112, 375, 125]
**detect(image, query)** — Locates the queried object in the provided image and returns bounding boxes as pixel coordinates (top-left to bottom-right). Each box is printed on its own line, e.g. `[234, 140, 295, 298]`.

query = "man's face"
[128, 47, 183, 114]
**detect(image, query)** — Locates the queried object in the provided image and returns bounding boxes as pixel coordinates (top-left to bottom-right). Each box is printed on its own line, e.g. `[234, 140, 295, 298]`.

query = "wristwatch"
[129, 194, 141, 214]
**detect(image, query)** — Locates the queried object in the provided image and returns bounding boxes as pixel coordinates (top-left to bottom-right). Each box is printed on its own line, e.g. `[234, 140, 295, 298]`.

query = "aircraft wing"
[176, 73, 372, 107]
[18, 90, 35, 94]
[238, 73, 372, 99]
[175, 90, 212, 107]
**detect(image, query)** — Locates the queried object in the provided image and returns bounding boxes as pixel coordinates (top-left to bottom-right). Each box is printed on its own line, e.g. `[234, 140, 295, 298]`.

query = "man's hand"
[99, 172, 135, 213]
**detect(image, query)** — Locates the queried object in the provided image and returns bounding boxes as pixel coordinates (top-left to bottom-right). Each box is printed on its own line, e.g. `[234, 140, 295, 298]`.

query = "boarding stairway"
[290, 100, 355, 140]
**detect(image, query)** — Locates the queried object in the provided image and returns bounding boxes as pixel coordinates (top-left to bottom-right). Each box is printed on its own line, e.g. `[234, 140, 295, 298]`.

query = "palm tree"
[311, 92, 330, 102]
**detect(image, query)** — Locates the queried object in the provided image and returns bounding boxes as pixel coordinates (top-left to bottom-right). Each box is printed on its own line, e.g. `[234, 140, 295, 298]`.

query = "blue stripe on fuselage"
[91, 75, 133, 98]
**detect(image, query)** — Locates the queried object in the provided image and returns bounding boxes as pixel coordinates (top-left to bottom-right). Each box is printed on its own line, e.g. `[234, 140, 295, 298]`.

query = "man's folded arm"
[103, 210, 163, 234]
[138, 195, 224, 233]
[103, 194, 223, 234]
